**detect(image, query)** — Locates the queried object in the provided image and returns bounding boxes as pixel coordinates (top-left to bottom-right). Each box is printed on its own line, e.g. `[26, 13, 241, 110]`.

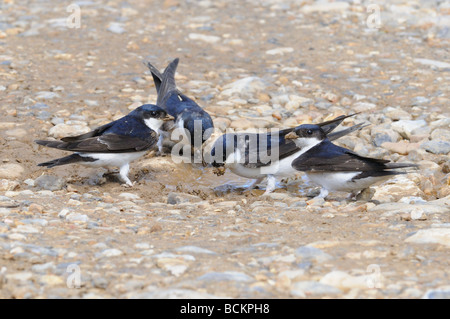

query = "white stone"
[291, 281, 342, 297]
[153, 252, 196, 261]
[8, 233, 27, 241]
[10, 246, 25, 255]
[0, 179, 19, 191]
[6, 272, 33, 282]
[372, 175, 423, 202]
[175, 246, 217, 255]
[36, 91, 60, 100]
[220, 77, 266, 98]
[163, 263, 188, 277]
[369, 202, 448, 217]
[284, 95, 313, 111]
[320, 270, 383, 290]
[414, 58, 450, 69]
[265, 47, 294, 55]
[49, 123, 90, 139]
[391, 120, 427, 138]
[107, 22, 126, 34]
[100, 249, 123, 257]
[119, 192, 140, 200]
[24, 179, 35, 187]
[0, 164, 24, 180]
[405, 228, 450, 247]
[188, 33, 221, 44]
[131, 288, 223, 299]
[5, 128, 27, 139]
[134, 243, 150, 250]
[58, 208, 70, 218]
[66, 213, 89, 223]
[352, 102, 377, 112]
[422, 286, 450, 299]
[410, 208, 426, 220]
[12, 225, 39, 233]
[301, 2, 349, 13]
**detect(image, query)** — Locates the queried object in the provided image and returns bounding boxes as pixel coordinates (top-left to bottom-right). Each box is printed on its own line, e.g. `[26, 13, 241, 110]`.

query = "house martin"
[208, 114, 366, 194]
[36, 104, 173, 186]
[286, 124, 418, 199]
[145, 58, 214, 158]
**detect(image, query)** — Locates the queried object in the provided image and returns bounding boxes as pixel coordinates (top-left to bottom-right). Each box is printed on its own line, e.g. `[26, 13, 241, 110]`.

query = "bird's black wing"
[145, 61, 163, 94]
[210, 114, 365, 168]
[327, 122, 368, 141]
[317, 113, 359, 134]
[157, 58, 180, 108]
[292, 140, 390, 172]
[145, 59, 181, 109]
[243, 133, 300, 168]
[36, 132, 158, 153]
[273, 114, 355, 138]
[248, 114, 363, 168]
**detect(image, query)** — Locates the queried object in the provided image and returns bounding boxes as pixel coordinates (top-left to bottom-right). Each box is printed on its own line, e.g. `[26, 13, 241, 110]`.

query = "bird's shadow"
[67, 169, 126, 187]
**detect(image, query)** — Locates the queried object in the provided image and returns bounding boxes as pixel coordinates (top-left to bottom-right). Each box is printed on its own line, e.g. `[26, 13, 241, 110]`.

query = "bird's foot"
[119, 164, 133, 187]
[156, 149, 169, 157]
[121, 181, 135, 188]
[346, 193, 357, 200]
[261, 175, 276, 196]
[314, 188, 329, 199]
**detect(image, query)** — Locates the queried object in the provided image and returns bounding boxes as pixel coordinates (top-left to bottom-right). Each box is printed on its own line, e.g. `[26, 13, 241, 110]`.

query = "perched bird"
[285, 124, 418, 199]
[208, 114, 366, 194]
[36, 104, 173, 187]
[145, 58, 214, 156]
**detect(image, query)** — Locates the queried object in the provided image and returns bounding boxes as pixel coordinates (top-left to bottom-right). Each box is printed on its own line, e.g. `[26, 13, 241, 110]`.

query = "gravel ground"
[0, 0, 449, 299]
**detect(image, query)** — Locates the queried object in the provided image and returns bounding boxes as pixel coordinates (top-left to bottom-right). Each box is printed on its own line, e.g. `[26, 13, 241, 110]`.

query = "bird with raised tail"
[285, 124, 418, 199]
[145, 58, 214, 157]
[35, 104, 173, 187]
[207, 114, 367, 195]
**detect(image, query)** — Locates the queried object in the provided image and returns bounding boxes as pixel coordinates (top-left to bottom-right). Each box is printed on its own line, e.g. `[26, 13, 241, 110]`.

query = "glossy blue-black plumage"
[146, 58, 214, 147]
[291, 125, 417, 177]
[60, 104, 165, 142]
[209, 130, 290, 168]
[36, 104, 168, 155]
[102, 104, 164, 140]
[209, 114, 364, 168]
[164, 92, 197, 117]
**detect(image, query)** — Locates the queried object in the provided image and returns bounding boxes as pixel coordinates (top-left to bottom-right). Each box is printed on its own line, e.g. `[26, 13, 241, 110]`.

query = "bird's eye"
[150, 111, 158, 117]
[307, 129, 313, 135]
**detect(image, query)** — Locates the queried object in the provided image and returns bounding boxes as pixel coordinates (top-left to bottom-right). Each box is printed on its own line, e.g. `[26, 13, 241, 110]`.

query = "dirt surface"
[0, 0, 449, 299]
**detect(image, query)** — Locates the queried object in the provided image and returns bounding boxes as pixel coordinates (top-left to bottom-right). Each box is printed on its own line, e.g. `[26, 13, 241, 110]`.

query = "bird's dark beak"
[285, 132, 299, 140]
[163, 114, 175, 122]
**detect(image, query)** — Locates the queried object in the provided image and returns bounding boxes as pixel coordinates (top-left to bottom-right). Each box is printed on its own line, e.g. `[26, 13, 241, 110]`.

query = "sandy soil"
[0, 0, 449, 299]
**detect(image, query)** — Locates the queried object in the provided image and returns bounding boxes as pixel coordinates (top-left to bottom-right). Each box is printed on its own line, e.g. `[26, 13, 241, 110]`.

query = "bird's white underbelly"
[306, 172, 389, 192]
[226, 151, 300, 179]
[78, 152, 146, 168]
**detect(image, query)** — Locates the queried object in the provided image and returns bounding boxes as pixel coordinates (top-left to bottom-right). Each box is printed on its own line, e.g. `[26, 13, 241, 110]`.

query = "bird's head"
[284, 124, 327, 148]
[134, 104, 174, 131]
